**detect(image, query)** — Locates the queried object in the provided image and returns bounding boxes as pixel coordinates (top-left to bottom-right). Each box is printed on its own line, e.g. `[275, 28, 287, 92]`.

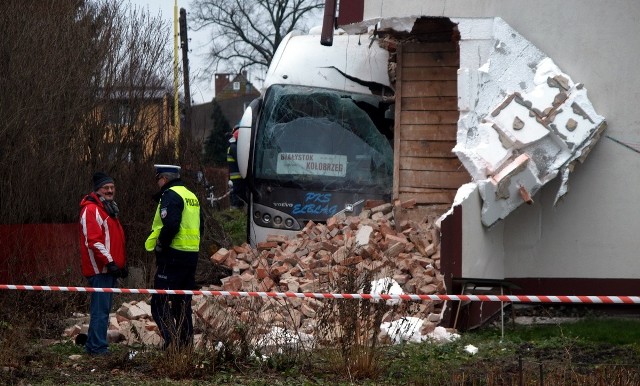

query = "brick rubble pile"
[64, 200, 447, 347]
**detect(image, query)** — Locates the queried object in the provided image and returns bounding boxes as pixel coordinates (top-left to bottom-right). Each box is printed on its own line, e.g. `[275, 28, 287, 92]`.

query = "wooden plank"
[394, 202, 451, 225]
[403, 41, 458, 53]
[401, 96, 458, 111]
[400, 187, 459, 194]
[399, 170, 471, 189]
[394, 202, 451, 224]
[401, 124, 457, 141]
[401, 80, 457, 97]
[395, 36, 464, 204]
[398, 191, 457, 205]
[400, 140, 457, 157]
[403, 51, 458, 67]
[399, 156, 463, 172]
[402, 66, 457, 81]
[392, 44, 403, 200]
[400, 110, 459, 125]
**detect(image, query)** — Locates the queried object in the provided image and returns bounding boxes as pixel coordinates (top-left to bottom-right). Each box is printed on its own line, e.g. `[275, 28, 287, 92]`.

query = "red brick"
[210, 248, 230, 264]
[255, 267, 269, 280]
[260, 277, 275, 291]
[257, 241, 278, 250]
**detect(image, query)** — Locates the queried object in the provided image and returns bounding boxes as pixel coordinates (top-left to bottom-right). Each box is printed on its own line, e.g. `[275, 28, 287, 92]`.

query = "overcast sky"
[128, 0, 324, 105]
[128, 0, 215, 105]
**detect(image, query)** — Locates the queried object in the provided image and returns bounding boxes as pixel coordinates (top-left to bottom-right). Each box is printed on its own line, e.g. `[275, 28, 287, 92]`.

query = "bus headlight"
[251, 203, 301, 231]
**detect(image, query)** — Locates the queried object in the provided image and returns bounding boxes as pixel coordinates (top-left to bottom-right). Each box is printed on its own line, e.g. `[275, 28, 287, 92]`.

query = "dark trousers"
[230, 178, 246, 208]
[150, 263, 196, 349]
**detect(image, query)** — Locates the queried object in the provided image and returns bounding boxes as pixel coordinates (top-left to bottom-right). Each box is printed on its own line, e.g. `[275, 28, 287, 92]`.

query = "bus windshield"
[254, 85, 393, 194]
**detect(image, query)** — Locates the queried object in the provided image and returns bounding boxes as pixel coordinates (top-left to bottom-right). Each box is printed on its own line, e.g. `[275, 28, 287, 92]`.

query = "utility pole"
[179, 7, 192, 152]
[321, 0, 337, 46]
[173, 0, 180, 158]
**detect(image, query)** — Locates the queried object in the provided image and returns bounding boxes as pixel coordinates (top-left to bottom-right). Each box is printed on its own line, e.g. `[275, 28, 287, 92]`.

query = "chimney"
[214, 74, 231, 94]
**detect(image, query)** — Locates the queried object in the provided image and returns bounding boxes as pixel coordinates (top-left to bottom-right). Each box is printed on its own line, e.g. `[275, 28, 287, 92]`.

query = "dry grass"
[313, 262, 412, 380]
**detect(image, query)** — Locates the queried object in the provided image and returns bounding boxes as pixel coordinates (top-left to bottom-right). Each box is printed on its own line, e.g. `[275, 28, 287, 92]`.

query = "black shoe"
[75, 333, 88, 346]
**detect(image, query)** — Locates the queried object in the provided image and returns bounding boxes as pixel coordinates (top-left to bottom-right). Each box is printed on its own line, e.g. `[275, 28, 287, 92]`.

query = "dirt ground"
[2, 329, 639, 385]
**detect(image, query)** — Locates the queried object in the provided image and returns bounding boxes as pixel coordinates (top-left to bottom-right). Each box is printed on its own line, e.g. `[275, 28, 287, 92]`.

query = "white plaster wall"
[461, 186, 505, 279]
[364, 1, 640, 279]
[505, 139, 640, 278]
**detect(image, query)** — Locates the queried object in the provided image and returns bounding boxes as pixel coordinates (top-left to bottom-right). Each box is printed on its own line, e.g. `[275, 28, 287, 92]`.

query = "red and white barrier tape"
[1, 284, 639, 304]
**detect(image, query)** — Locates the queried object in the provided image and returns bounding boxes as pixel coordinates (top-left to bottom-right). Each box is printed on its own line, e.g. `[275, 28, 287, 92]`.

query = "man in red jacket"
[79, 171, 127, 355]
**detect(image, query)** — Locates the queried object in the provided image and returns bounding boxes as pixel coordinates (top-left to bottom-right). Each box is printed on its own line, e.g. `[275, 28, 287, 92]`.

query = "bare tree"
[190, 0, 324, 78]
[0, 0, 181, 271]
[0, 0, 176, 223]
[0, 0, 232, 282]
[79, 2, 174, 167]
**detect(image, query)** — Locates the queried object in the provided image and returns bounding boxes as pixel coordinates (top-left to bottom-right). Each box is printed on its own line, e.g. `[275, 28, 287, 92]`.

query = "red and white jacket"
[79, 192, 126, 277]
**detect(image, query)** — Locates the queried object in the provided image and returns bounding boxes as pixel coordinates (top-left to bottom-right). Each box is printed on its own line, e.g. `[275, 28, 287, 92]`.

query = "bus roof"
[263, 31, 392, 95]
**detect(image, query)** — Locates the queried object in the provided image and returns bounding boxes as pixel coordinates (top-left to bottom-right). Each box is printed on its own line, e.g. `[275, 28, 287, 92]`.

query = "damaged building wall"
[361, 1, 640, 284]
[452, 17, 605, 279]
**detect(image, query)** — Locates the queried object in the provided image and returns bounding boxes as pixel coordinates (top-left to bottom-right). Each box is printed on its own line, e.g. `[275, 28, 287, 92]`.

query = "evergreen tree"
[204, 100, 231, 166]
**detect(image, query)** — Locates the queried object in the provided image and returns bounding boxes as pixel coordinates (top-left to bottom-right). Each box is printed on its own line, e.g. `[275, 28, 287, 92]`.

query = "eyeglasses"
[99, 184, 115, 191]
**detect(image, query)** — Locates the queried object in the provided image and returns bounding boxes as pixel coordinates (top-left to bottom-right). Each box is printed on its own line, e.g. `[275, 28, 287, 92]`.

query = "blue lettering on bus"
[304, 192, 331, 203]
[292, 204, 338, 216]
[290, 192, 337, 215]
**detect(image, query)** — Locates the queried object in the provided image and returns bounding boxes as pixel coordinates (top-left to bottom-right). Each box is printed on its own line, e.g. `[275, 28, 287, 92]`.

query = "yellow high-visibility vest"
[145, 186, 200, 252]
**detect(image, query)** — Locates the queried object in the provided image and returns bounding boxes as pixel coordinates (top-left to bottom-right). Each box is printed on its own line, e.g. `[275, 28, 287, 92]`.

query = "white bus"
[237, 30, 395, 246]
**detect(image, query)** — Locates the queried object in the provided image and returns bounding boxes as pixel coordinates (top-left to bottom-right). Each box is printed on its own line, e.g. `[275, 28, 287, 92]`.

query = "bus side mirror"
[237, 98, 261, 179]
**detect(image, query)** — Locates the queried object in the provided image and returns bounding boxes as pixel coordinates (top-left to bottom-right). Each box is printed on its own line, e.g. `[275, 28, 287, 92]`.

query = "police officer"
[145, 164, 201, 350]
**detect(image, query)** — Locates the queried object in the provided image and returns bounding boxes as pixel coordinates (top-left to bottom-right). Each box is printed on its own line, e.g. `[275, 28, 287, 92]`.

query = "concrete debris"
[464, 344, 478, 355]
[453, 18, 606, 227]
